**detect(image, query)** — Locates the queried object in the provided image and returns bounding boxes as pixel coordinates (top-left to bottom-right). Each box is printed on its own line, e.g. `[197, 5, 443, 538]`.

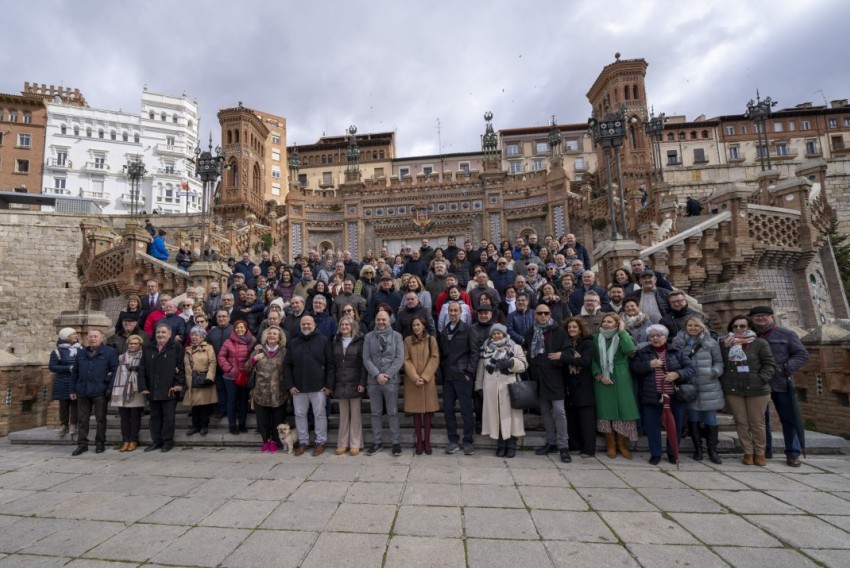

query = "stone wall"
[798, 326, 850, 438]
[0, 211, 84, 361]
[0, 355, 52, 436]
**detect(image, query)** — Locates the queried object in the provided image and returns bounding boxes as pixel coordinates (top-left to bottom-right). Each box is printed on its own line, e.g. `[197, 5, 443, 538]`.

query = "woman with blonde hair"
[245, 326, 288, 452]
[111, 334, 147, 451]
[183, 326, 218, 437]
[333, 316, 367, 455]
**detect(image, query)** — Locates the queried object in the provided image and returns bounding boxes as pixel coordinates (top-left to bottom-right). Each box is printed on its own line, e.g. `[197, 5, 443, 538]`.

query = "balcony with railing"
[155, 168, 185, 178]
[82, 161, 110, 172]
[45, 157, 72, 170]
[156, 143, 190, 156]
[42, 186, 72, 196]
[79, 190, 111, 203]
[120, 193, 146, 206]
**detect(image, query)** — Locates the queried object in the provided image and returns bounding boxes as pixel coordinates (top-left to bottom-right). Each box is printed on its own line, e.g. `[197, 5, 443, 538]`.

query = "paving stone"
[357, 465, 410, 483]
[222, 529, 317, 568]
[65, 561, 138, 568]
[232, 478, 301, 501]
[615, 470, 688, 489]
[745, 514, 850, 548]
[209, 462, 276, 479]
[384, 536, 466, 568]
[464, 507, 538, 539]
[670, 512, 780, 546]
[141, 497, 226, 525]
[0, 472, 79, 491]
[821, 514, 850, 532]
[701, 490, 802, 514]
[530, 510, 617, 543]
[22, 519, 125, 557]
[784, 473, 850, 491]
[0, 491, 79, 517]
[713, 546, 820, 567]
[147, 526, 250, 567]
[546, 542, 639, 567]
[393, 505, 463, 538]
[575, 487, 657, 511]
[519, 485, 588, 511]
[0, 518, 64, 553]
[599, 512, 699, 545]
[300, 532, 387, 568]
[807, 458, 850, 475]
[668, 471, 749, 490]
[725, 470, 815, 491]
[407, 464, 460, 484]
[200, 499, 279, 528]
[461, 484, 525, 508]
[636, 488, 727, 513]
[83, 523, 189, 562]
[261, 501, 338, 531]
[308, 463, 363, 482]
[509, 467, 570, 487]
[550, 455, 607, 470]
[801, 548, 850, 568]
[466, 538, 553, 568]
[0, 490, 34, 506]
[767, 489, 850, 514]
[260, 463, 318, 480]
[287, 481, 350, 502]
[401, 483, 461, 506]
[48, 493, 173, 522]
[459, 466, 514, 485]
[325, 503, 397, 534]
[626, 544, 728, 568]
[0, 555, 70, 567]
[561, 469, 628, 488]
[344, 481, 404, 505]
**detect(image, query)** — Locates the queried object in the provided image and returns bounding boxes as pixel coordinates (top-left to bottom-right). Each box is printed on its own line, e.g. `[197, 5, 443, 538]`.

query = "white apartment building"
[42, 87, 202, 214]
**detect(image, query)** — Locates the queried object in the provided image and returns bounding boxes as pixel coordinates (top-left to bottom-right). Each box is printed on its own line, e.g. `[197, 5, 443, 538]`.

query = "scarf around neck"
[481, 335, 512, 364]
[597, 328, 621, 379]
[724, 330, 756, 362]
[530, 319, 557, 357]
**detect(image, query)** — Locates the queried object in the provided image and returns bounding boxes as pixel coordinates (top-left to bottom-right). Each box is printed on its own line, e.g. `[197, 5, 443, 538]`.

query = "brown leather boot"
[616, 434, 633, 460]
[126, 442, 137, 452]
[605, 432, 617, 458]
[742, 453, 754, 465]
[119, 442, 130, 452]
[754, 454, 766, 466]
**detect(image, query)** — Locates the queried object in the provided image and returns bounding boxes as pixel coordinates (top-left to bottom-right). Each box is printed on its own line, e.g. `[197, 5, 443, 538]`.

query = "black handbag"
[676, 382, 699, 404]
[508, 378, 539, 410]
[191, 371, 212, 388]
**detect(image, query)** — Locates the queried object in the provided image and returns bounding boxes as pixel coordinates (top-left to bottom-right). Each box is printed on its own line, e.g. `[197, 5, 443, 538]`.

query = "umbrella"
[787, 377, 807, 458]
[660, 393, 680, 467]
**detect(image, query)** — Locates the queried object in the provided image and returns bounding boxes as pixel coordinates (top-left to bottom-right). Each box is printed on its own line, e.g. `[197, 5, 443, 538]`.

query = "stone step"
[11, 423, 845, 456]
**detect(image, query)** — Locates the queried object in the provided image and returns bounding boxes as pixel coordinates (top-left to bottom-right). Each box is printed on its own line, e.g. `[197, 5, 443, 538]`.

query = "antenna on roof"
[815, 90, 828, 106]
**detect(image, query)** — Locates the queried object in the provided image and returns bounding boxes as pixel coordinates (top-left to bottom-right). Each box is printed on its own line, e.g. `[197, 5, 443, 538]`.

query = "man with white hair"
[562, 233, 591, 270]
[70, 330, 118, 456]
[568, 270, 610, 315]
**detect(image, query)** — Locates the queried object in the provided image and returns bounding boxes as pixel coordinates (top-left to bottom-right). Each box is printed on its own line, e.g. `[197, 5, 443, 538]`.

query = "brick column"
[594, 239, 644, 288]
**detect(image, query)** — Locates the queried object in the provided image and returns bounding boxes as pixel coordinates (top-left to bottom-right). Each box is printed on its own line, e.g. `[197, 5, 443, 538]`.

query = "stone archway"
[319, 240, 334, 254]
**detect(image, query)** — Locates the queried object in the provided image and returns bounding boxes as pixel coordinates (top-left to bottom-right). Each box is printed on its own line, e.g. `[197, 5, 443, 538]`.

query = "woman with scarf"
[671, 316, 725, 464]
[110, 334, 147, 451]
[245, 326, 288, 452]
[721, 315, 776, 466]
[217, 320, 256, 435]
[592, 313, 640, 459]
[563, 317, 596, 457]
[403, 316, 441, 455]
[622, 298, 652, 348]
[525, 306, 573, 463]
[49, 328, 81, 438]
[183, 326, 218, 437]
[630, 324, 696, 465]
[476, 323, 528, 458]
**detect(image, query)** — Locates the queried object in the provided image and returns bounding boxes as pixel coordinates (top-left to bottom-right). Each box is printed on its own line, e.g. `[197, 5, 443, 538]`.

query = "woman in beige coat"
[403, 316, 440, 455]
[183, 327, 218, 437]
[476, 323, 528, 457]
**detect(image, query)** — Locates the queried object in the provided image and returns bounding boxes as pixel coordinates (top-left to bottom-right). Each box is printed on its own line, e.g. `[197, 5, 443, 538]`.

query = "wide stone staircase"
[10, 384, 846, 456]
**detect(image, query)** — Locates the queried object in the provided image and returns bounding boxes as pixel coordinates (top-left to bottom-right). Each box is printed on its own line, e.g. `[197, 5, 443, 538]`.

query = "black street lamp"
[194, 134, 224, 255]
[588, 106, 629, 240]
[346, 125, 360, 171]
[547, 114, 561, 158]
[123, 156, 147, 218]
[745, 90, 777, 171]
[643, 109, 665, 181]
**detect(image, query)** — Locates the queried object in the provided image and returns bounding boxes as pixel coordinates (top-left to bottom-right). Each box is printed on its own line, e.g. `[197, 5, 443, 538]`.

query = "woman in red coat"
[216, 320, 255, 435]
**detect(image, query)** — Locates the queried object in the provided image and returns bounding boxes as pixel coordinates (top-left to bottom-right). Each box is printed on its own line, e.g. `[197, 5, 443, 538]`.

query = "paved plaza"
[0, 440, 849, 567]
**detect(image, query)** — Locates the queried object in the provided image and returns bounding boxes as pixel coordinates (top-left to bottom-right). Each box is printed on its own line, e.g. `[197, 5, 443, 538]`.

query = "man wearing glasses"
[749, 306, 809, 467]
[489, 258, 516, 298]
[660, 291, 711, 339]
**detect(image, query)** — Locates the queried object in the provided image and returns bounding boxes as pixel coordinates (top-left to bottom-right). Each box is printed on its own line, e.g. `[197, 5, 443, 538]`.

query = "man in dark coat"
[233, 251, 256, 278]
[488, 258, 516, 298]
[283, 316, 336, 456]
[562, 233, 591, 270]
[70, 329, 118, 456]
[138, 322, 185, 452]
[626, 270, 671, 324]
[507, 292, 534, 344]
[365, 275, 403, 329]
[443, 236, 460, 262]
[438, 301, 478, 456]
[660, 291, 712, 339]
[207, 309, 233, 418]
[394, 291, 436, 338]
[403, 249, 428, 281]
[630, 258, 673, 292]
[107, 316, 151, 355]
[569, 271, 610, 316]
[750, 306, 810, 467]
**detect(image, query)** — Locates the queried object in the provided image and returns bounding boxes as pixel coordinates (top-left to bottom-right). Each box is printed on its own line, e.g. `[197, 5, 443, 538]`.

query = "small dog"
[276, 423, 298, 455]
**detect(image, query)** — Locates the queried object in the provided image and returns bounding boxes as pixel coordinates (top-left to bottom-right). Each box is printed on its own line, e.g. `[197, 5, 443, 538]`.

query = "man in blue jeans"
[439, 302, 480, 455]
[750, 306, 810, 467]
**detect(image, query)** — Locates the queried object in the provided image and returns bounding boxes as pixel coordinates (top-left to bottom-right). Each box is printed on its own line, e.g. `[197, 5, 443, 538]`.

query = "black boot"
[496, 435, 507, 457]
[689, 422, 703, 461]
[706, 425, 722, 464]
[505, 437, 518, 458]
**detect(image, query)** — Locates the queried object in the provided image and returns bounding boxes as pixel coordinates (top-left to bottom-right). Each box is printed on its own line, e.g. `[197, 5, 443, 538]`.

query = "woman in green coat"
[592, 312, 640, 459]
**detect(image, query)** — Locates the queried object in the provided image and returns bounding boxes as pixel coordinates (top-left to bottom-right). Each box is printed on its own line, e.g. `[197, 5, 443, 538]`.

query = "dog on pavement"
[276, 423, 298, 455]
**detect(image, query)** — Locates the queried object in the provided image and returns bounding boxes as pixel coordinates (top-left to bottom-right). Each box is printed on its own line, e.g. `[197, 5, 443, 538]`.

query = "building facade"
[38, 84, 201, 215]
[0, 88, 48, 199]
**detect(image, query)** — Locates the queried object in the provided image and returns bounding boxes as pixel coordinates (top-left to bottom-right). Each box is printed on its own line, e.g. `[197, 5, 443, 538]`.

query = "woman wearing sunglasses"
[721, 315, 777, 466]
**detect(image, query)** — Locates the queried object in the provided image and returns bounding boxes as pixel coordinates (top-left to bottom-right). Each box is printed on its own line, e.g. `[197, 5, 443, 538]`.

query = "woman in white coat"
[475, 323, 528, 458]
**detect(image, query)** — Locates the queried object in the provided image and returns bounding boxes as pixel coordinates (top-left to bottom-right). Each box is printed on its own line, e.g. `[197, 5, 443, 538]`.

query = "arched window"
[235, 130, 240, 143]
[633, 85, 639, 100]
[149, 111, 154, 120]
[252, 162, 261, 195]
[134, 133, 140, 143]
[60, 125, 67, 135]
[160, 112, 166, 122]
[98, 129, 104, 139]
[701, 130, 709, 139]
[86, 128, 92, 137]
[667, 133, 674, 141]
[122, 132, 128, 142]
[111, 131, 117, 141]
[379, 150, 385, 159]
[227, 130, 232, 144]
[678, 132, 685, 140]
[73, 126, 79, 136]
[188, 119, 193, 128]
[172, 114, 178, 124]
[624, 87, 630, 101]
[690, 131, 697, 140]
[229, 160, 238, 187]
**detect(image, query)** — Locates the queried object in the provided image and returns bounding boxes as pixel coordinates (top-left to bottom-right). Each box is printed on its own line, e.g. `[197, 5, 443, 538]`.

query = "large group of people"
[50, 233, 809, 467]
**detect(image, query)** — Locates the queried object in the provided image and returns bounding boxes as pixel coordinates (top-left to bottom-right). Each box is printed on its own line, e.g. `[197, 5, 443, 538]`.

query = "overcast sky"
[3, 0, 848, 157]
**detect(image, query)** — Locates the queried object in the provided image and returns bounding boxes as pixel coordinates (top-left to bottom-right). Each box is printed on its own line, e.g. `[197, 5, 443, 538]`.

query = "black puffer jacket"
[629, 343, 695, 406]
[139, 339, 186, 401]
[283, 332, 335, 393]
[332, 334, 367, 399]
[71, 345, 119, 399]
[49, 341, 79, 401]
